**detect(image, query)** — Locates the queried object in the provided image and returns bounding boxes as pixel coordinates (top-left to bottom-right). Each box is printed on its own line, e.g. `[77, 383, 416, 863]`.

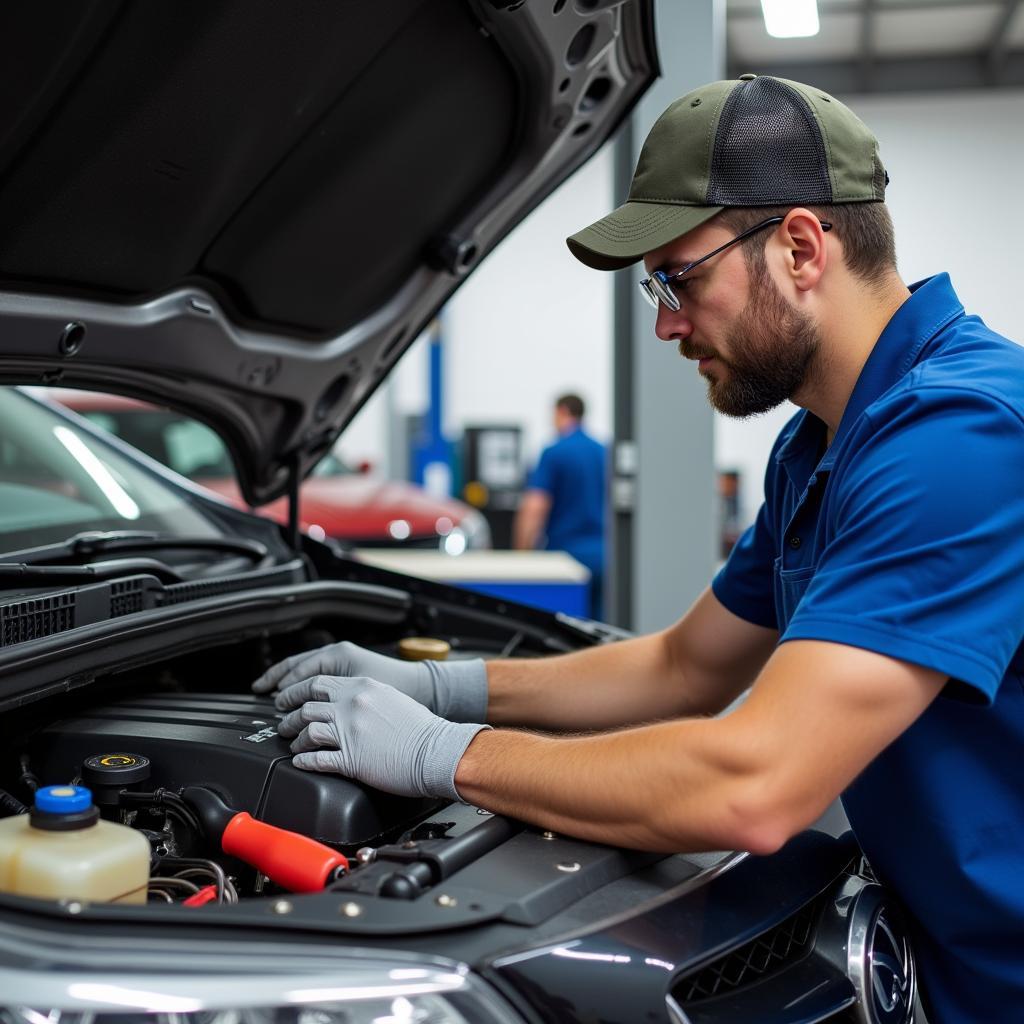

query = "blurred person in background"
[513, 393, 606, 618]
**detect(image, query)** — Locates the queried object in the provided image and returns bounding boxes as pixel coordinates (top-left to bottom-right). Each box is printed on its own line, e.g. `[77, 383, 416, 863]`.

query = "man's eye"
[670, 276, 695, 293]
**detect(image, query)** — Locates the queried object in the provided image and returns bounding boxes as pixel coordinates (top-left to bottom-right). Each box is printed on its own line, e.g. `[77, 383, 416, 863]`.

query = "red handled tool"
[182, 786, 348, 893]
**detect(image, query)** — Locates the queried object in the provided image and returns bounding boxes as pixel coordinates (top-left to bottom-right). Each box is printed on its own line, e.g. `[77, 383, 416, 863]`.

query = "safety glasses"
[638, 215, 832, 312]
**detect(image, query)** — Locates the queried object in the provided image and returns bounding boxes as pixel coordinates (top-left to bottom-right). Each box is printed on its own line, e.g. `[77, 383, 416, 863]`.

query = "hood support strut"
[286, 453, 301, 551]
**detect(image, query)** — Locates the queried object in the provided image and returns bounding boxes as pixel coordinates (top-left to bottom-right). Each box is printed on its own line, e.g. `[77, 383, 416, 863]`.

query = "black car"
[0, 3, 913, 1023]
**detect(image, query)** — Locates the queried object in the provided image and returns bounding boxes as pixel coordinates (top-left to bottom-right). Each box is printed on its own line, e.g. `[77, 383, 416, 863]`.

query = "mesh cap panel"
[707, 78, 832, 205]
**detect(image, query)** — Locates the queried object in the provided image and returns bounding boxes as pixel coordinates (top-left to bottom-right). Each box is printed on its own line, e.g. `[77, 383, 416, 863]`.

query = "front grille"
[672, 897, 822, 1005]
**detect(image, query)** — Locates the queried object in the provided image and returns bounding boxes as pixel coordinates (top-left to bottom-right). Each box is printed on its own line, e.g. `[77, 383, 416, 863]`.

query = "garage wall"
[343, 87, 1024, 535]
[338, 145, 616, 479]
[715, 87, 1024, 530]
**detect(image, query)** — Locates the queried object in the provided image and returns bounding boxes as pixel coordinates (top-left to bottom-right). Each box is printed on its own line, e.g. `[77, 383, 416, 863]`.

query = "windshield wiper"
[3, 531, 270, 568]
[0, 557, 186, 586]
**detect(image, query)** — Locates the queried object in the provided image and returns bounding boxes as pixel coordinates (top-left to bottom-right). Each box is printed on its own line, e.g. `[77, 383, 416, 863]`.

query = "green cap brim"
[566, 201, 724, 271]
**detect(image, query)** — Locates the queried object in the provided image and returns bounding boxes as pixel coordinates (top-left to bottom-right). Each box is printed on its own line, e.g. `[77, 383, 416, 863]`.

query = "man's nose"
[654, 303, 694, 344]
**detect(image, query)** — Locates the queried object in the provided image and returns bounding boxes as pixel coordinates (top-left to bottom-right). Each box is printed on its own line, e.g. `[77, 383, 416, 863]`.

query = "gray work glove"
[275, 675, 489, 801]
[252, 641, 488, 723]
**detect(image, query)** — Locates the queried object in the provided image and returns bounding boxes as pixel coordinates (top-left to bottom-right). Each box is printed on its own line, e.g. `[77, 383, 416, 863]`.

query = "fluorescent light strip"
[761, 0, 820, 38]
[53, 425, 141, 520]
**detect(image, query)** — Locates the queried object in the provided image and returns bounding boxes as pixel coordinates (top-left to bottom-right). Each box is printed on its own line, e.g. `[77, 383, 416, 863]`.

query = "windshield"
[74, 402, 350, 483]
[311, 452, 353, 477]
[0, 389, 223, 554]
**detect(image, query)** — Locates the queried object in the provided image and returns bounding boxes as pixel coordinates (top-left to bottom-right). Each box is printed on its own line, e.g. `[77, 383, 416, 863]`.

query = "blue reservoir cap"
[34, 785, 94, 815]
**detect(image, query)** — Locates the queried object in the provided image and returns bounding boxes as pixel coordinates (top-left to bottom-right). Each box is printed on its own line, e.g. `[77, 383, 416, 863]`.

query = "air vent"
[109, 579, 147, 618]
[158, 562, 307, 606]
[0, 592, 76, 648]
[672, 897, 822, 1006]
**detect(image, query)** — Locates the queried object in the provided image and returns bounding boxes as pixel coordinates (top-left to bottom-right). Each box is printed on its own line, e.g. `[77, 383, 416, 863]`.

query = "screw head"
[356, 846, 376, 864]
[62, 900, 84, 915]
[272, 900, 293, 915]
[541, 830, 558, 840]
[476, 808, 493, 816]
[340, 901, 363, 918]
[557, 861, 581, 873]
[435, 894, 458, 908]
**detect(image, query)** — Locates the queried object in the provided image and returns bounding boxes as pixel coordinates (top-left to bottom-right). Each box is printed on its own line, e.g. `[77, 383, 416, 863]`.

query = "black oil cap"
[81, 753, 151, 808]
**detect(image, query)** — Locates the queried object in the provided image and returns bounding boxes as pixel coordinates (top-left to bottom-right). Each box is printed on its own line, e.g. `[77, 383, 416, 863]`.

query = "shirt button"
[789, 536, 802, 549]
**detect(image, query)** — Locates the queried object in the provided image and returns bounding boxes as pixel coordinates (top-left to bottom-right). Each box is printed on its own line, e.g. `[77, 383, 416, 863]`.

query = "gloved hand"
[275, 675, 489, 801]
[252, 641, 488, 723]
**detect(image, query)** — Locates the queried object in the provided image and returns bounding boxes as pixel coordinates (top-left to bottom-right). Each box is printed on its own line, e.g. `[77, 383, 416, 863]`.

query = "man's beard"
[681, 267, 822, 418]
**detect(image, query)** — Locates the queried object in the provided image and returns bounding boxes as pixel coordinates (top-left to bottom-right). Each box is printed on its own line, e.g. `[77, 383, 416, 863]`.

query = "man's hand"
[252, 641, 488, 723]
[275, 675, 489, 801]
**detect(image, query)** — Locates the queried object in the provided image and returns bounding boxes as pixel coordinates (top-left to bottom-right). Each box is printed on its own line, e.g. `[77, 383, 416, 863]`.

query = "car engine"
[15, 689, 441, 904]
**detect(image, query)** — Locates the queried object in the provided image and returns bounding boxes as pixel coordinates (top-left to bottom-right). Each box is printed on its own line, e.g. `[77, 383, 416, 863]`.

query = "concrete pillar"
[608, 0, 725, 632]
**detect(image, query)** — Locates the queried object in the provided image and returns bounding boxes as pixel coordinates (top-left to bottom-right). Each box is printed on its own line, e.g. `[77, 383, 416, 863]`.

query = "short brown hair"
[718, 202, 897, 286]
[556, 393, 585, 419]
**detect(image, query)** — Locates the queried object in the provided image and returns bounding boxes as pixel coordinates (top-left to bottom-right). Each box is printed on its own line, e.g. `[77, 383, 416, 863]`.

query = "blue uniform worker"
[265, 76, 1024, 1024]
[516, 394, 606, 617]
[714, 274, 1024, 1022]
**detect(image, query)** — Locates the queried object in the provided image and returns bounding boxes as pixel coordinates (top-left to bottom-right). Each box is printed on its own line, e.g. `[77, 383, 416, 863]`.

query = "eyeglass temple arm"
[653, 216, 832, 283]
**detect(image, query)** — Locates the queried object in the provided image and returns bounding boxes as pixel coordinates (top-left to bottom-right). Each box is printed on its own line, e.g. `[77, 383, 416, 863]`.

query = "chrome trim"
[847, 883, 917, 1024]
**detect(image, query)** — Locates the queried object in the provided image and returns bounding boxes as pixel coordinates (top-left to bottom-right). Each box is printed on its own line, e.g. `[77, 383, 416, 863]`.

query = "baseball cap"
[567, 74, 888, 271]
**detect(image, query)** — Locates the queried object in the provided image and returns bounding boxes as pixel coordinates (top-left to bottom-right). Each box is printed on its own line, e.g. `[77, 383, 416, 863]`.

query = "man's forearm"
[453, 718, 770, 853]
[512, 491, 549, 550]
[512, 508, 542, 550]
[484, 632, 697, 731]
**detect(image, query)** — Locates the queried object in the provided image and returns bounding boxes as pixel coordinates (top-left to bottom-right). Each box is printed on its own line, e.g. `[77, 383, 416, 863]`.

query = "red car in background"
[52, 391, 489, 553]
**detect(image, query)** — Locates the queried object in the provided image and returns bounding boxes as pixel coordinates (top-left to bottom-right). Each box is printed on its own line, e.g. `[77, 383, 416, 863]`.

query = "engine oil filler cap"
[31, 785, 100, 831]
[399, 637, 451, 662]
[82, 753, 152, 807]
[82, 753, 151, 787]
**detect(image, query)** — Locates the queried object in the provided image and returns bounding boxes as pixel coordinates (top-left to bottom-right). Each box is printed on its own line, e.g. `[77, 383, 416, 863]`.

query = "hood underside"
[0, 0, 656, 505]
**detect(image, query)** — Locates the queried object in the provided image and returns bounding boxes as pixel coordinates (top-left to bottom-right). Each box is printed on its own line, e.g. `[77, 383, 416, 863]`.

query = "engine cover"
[31, 692, 435, 847]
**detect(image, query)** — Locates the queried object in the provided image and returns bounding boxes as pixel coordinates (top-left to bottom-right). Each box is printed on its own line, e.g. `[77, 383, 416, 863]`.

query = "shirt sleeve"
[783, 386, 1024, 704]
[527, 445, 557, 495]
[712, 501, 780, 630]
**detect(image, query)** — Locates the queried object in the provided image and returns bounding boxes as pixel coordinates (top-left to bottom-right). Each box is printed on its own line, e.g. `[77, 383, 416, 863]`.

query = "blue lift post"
[411, 318, 454, 497]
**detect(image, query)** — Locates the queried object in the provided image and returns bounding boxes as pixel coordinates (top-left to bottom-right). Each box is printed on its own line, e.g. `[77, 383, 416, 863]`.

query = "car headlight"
[442, 510, 490, 554]
[0, 960, 522, 1024]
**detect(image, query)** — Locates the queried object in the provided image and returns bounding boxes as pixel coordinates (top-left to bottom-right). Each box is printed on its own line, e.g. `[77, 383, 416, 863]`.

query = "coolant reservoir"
[0, 785, 150, 904]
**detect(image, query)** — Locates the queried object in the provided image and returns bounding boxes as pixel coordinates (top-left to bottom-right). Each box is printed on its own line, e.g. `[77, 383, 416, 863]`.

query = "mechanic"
[254, 76, 1024, 1021]
[512, 392, 606, 618]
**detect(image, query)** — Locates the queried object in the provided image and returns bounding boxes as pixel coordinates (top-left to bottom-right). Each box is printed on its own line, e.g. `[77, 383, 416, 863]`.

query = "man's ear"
[776, 208, 828, 292]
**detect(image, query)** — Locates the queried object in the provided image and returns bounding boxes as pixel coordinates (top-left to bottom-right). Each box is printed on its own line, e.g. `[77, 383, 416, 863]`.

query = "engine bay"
[0, 593, 586, 913]
[0, 569, 639, 920]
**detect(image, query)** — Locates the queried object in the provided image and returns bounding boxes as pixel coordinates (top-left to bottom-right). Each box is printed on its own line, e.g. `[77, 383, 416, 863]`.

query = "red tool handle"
[221, 812, 349, 893]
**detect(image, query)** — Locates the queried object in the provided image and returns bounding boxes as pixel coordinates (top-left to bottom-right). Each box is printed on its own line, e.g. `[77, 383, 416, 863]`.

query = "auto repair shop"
[0, 3, 1021, 1024]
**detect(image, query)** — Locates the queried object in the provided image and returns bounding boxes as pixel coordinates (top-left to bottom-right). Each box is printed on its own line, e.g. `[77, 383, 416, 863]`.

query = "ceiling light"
[761, 0, 819, 38]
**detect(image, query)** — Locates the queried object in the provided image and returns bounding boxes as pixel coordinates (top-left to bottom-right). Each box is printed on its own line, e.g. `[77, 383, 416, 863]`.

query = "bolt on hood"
[0, 0, 656, 505]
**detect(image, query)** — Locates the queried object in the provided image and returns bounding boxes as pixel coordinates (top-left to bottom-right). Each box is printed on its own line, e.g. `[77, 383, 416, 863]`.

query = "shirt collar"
[776, 273, 965, 480]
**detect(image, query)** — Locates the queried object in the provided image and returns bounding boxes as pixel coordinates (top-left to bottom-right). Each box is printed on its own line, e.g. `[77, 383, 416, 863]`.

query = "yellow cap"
[398, 637, 451, 662]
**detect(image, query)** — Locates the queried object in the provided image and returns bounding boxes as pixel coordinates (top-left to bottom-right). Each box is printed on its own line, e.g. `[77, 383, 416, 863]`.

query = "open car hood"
[0, 0, 656, 505]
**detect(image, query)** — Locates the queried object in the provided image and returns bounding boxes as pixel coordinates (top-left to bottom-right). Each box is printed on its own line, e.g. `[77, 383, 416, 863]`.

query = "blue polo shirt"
[528, 425, 606, 576]
[713, 275, 1024, 1023]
